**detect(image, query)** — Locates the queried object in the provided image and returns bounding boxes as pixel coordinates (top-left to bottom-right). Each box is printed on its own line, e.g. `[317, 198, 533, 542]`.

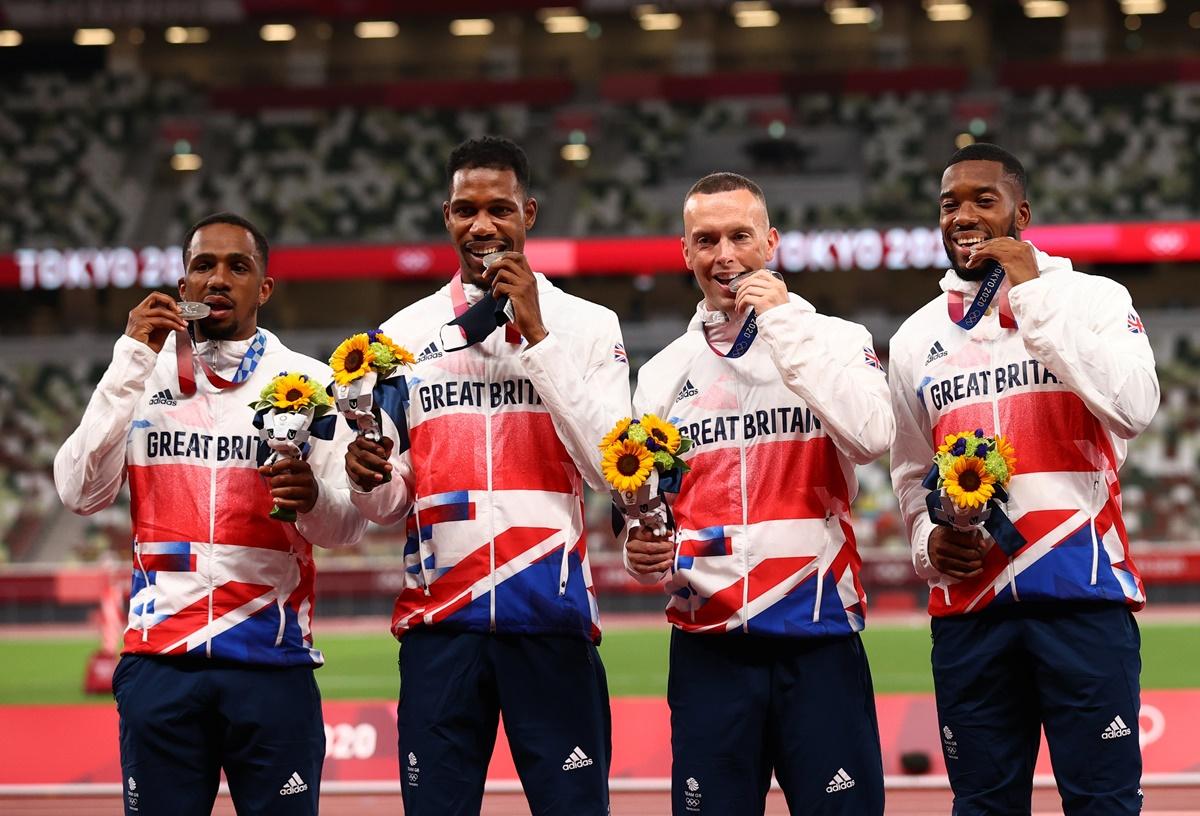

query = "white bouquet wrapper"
[931, 489, 993, 530]
[334, 370, 381, 441]
[257, 407, 317, 522]
[610, 468, 671, 536]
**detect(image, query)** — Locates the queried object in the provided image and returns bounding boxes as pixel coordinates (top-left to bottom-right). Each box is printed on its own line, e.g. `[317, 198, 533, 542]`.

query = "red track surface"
[2, 788, 1199, 815]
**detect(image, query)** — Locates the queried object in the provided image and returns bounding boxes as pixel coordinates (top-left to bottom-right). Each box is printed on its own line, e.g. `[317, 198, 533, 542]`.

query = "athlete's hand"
[258, 457, 319, 514]
[125, 292, 188, 353]
[626, 525, 674, 575]
[345, 435, 393, 492]
[964, 237, 1039, 287]
[733, 270, 789, 315]
[482, 251, 548, 346]
[928, 525, 986, 579]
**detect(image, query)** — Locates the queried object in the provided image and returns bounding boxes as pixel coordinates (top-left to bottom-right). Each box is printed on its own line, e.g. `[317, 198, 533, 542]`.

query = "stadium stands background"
[2, 0, 1200, 618]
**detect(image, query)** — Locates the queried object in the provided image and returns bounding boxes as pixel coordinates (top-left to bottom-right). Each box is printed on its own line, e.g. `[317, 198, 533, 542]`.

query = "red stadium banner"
[1, 691, 1197, 784]
[4, 221, 1200, 291]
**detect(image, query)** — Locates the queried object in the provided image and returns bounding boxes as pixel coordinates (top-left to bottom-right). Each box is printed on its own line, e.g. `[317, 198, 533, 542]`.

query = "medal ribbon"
[947, 262, 1009, 331]
[176, 329, 267, 395]
[703, 310, 760, 358]
[448, 272, 521, 346]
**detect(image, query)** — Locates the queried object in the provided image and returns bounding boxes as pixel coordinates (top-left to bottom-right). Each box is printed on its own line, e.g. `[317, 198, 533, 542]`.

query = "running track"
[3, 786, 1199, 814]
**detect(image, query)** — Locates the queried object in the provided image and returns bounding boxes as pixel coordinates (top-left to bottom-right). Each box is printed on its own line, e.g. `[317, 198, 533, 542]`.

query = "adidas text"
[148, 389, 177, 406]
[562, 747, 594, 771]
[826, 769, 856, 793]
[1102, 716, 1132, 740]
[280, 772, 309, 795]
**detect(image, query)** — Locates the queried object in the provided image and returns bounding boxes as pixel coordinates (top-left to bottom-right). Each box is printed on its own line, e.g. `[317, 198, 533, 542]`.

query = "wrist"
[523, 324, 548, 346]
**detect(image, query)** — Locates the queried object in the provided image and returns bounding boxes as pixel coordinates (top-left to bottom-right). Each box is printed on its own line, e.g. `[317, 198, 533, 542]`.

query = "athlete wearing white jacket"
[344, 138, 625, 816]
[890, 249, 1158, 613]
[887, 144, 1157, 815]
[54, 215, 365, 816]
[631, 293, 894, 636]
[625, 173, 889, 816]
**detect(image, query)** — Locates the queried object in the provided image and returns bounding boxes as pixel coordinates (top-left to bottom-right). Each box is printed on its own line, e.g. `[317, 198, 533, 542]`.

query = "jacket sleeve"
[887, 333, 942, 580]
[756, 302, 895, 465]
[621, 363, 672, 585]
[54, 335, 156, 515]
[346, 406, 417, 527]
[295, 410, 370, 549]
[1008, 274, 1159, 440]
[520, 310, 632, 493]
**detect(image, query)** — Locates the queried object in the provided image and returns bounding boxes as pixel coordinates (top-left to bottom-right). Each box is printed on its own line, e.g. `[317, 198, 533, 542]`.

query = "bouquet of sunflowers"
[250, 372, 334, 521]
[923, 428, 1025, 555]
[600, 415, 692, 535]
[329, 330, 415, 442]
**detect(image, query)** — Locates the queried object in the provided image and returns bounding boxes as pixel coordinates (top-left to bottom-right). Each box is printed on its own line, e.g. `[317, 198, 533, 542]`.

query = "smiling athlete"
[889, 143, 1160, 815]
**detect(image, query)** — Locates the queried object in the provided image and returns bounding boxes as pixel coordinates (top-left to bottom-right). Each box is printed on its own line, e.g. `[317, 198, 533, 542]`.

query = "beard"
[195, 315, 241, 341]
[946, 218, 1019, 281]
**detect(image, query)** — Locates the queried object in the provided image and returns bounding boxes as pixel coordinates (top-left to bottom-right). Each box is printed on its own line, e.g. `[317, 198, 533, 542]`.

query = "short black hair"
[446, 136, 531, 196]
[946, 143, 1027, 197]
[685, 172, 767, 207]
[182, 212, 270, 271]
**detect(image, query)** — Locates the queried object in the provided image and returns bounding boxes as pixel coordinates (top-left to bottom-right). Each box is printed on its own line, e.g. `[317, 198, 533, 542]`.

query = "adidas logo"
[562, 746, 595, 771]
[925, 341, 948, 365]
[279, 772, 309, 796]
[825, 768, 856, 793]
[1101, 715, 1132, 740]
[675, 379, 699, 402]
[148, 388, 177, 406]
[416, 341, 442, 362]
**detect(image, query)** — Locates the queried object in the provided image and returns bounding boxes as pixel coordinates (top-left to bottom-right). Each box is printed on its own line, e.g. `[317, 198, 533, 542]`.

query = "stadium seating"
[4, 69, 1200, 250]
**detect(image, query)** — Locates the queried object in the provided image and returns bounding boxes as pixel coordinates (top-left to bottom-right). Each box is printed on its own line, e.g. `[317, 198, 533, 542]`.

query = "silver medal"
[178, 301, 211, 320]
[728, 270, 783, 293]
[481, 252, 505, 270]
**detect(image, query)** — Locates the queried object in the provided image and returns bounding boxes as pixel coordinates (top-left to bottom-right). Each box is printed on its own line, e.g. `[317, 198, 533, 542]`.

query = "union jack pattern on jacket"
[629, 296, 894, 638]
[889, 247, 1160, 616]
[352, 273, 630, 642]
[55, 330, 367, 666]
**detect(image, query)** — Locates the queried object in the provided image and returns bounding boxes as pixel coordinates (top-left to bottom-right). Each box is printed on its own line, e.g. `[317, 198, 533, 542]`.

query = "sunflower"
[271, 373, 317, 410]
[944, 456, 996, 510]
[368, 331, 416, 370]
[330, 333, 375, 386]
[994, 435, 1018, 476]
[599, 417, 632, 451]
[601, 439, 654, 492]
[640, 413, 681, 454]
[938, 432, 969, 455]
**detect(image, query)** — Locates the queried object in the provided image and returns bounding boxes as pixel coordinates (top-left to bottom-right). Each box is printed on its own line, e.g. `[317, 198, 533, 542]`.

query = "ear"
[442, 200, 452, 231]
[680, 235, 692, 271]
[258, 275, 275, 308]
[177, 276, 186, 300]
[1015, 199, 1032, 232]
[765, 226, 780, 266]
[524, 196, 538, 231]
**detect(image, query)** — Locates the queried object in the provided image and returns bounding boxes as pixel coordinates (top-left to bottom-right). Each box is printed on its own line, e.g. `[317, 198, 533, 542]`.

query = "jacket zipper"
[485, 339, 497, 632]
[735, 370, 750, 633]
[1089, 476, 1101, 586]
[987, 334, 1019, 602]
[133, 535, 150, 642]
[206, 341, 219, 657]
[814, 514, 829, 623]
